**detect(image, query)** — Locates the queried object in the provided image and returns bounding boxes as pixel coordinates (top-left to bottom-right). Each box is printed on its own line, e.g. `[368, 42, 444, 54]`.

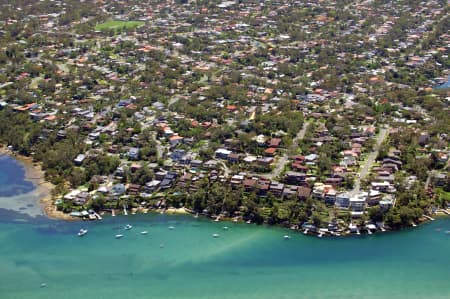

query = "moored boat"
[284, 235, 291, 240]
[115, 234, 124, 239]
[78, 229, 88, 237]
[212, 233, 220, 238]
[141, 231, 148, 235]
[124, 224, 133, 230]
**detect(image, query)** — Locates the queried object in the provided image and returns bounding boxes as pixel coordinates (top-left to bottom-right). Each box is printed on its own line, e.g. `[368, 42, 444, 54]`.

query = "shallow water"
[0, 155, 43, 216]
[0, 213, 449, 299]
[0, 155, 35, 197]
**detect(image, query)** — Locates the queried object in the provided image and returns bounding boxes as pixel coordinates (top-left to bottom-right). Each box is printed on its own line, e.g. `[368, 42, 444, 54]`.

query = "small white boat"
[124, 224, 133, 230]
[222, 226, 229, 230]
[78, 229, 88, 237]
[445, 231, 450, 234]
[194, 213, 199, 218]
[284, 235, 291, 240]
[317, 232, 323, 238]
[160, 243, 164, 248]
[246, 220, 252, 224]
[140, 231, 148, 235]
[303, 229, 309, 235]
[212, 233, 220, 238]
[115, 234, 124, 239]
[168, 226, 175, 230]
[40, 283, 47, 288]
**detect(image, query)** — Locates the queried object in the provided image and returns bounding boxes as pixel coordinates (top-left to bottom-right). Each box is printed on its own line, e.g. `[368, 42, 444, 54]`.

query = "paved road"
[155, 139, 164, 160]
[262, 121, 311, 180]
[351, 127, 389, 196]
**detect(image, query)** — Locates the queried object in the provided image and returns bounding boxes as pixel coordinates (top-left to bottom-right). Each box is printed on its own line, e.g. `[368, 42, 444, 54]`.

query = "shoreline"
[99, 206, 450, 238]
[0, 146, 75, 221]
[0, 145, 447, 232]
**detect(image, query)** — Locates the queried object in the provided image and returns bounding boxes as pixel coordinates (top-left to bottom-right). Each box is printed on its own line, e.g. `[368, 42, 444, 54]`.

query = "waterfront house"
[324, 188, 337, 205]
[111, 184, 126, 195]
[335, 193, 350, 209]
[256, 180, 270, 196]
[269, 182, 284, 197]
[350, 193, 367, 216]
[297, 186, 312, 201]
[367, 189, 382, 206]
[145, 180, 161, 193]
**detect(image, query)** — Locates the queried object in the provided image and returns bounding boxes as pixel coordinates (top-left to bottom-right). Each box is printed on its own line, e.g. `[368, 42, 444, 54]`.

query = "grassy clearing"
[95, 20, 144, 31]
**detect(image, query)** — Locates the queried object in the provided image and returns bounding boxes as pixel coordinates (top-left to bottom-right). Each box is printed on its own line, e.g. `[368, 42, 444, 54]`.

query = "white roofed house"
[215, 148, 232, 159]
[74, 154, 86, 166]
[350, 192, 367, 217]
[230, 175, 244, 188]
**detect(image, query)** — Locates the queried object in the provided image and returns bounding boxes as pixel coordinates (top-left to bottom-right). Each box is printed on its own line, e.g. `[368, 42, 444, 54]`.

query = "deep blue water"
[0, 155, 35, 197]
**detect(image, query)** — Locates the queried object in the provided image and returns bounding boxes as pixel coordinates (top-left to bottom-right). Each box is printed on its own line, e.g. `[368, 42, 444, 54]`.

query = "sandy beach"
[0, 146, 74, 220]
[164, 207, 190, 215]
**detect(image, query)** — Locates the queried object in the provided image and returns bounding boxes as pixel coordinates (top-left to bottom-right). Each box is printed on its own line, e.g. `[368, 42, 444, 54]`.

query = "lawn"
[95, 20, 145, 31]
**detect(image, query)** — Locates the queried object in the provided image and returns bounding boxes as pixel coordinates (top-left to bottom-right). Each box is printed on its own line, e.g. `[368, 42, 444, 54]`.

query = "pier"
[423, 215, 435, 221]
[437, 209, 450, 216]
[93, 212, 102, 220]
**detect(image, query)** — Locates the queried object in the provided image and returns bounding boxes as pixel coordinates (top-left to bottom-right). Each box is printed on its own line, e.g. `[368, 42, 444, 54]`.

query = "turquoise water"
[0, 213, 449, 299]
[0, 155, 35, 197]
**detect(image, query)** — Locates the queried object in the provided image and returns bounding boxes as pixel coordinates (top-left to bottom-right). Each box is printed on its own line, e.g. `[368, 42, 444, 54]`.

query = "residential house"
[349, 193, 367, 216]
[284, 171, 306, 185]
[111, 183, 126, 195]
[74, 154, 86, 166]
[215, 148, 232, 159]
[269, 182, 284, 197]
[128, 147, 139, 160]
[335, 193, 350, 209]
[297, 186, 311, 201]
[145, 180, 161, 193]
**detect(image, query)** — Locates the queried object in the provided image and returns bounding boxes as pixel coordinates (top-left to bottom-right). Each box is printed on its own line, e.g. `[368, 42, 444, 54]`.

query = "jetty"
[93, 212, 102, 220]
[437, 209, 450, 216]
[423, 215, 435, 221]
